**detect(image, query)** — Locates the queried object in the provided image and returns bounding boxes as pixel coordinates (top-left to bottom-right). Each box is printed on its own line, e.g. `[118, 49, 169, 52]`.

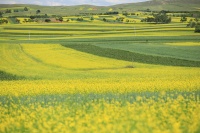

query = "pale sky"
[0, 0, 149, 6]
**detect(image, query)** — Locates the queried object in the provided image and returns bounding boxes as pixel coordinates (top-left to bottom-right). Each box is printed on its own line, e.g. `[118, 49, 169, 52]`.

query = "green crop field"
[0, 1, 200, 132]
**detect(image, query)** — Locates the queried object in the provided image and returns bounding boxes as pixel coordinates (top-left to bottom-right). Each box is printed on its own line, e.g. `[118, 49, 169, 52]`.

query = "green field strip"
[1, 91, 200, 105]
[58, 36, 200, 43]
[1, 32, 199, 42]
[1, 22, 186, 28]
[62, 44, 200, 67]
[3, 27, 192, 33]
[91, 42, 200, 61]
[1, 29, 194, 37]
[2, 23, 186, 30]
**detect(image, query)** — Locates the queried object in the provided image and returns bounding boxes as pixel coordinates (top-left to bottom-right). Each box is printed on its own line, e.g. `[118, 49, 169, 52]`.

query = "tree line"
[141, 12, 171, 24]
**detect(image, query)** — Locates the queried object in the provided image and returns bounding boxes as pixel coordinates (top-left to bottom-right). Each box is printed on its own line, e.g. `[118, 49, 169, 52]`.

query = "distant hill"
[0, 0, 199, 17]
[112, 0, 200, 11]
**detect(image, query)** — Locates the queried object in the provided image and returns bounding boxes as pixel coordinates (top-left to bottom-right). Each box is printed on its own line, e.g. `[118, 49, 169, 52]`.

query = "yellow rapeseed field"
[0, 27, 200, 132]
[0, 93, 200, 133]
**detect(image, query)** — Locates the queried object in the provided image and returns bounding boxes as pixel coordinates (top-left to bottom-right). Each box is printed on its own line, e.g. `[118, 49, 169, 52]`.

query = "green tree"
[141, 12, 171, 24]
[146, 8, 151, 12]
[195, 23, 200, 33]
[14, 9, 19, 12]
[45, 19, 51, 22]
[30, 16, 36, 19]
[0, 19, 8, 24]
[16, 19, 20, 23]
[5, 9, 11, 13]
[122, 11, 128, 16]
[58, 17, 63, 22]
[36, 10, 41, 14]
[77, 18, 83, 21]
[187, 21, 196, 28]
[187, 19, 198, 28]
[116, 17, 124, 22]
[0, 19, 4, 24]
[142, 17, 155, 22]
[90, 17, 94, 21]
[180, 15, 187, 22]
[194, 18, 199, 22]
[153, 12, 171, 24]
[23, 19, 27, 23]
[24, 7, 28, 11]
[0, 12, 3, 17]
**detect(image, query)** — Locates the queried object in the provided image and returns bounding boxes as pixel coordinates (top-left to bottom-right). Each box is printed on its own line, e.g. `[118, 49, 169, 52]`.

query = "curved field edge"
[62, 44, 200, 67]
[0, 71, 25, 81]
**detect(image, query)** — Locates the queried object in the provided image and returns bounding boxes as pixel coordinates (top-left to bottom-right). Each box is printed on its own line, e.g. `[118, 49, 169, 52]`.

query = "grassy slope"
[0, 0, 200, 17]
[112, 0, 200, 11]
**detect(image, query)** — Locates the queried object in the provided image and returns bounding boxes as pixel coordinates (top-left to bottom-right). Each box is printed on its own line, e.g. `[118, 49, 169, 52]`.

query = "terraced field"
[0, 23, 196, 40]
[0, 20, 200, 132]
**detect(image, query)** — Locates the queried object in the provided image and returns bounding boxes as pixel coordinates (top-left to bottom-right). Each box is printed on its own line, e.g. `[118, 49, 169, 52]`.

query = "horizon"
[0, 0, 150, 6]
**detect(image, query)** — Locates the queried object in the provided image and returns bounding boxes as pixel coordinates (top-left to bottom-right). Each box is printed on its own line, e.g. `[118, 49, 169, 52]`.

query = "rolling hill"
[112, 0, 200, 11]
[0, 0, 200, 17]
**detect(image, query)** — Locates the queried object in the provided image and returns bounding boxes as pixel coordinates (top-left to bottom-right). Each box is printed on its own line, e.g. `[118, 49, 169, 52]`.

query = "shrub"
[195, 23, 200, 33]
[24, 7, 28, 11]
[45, 19, 51, 22]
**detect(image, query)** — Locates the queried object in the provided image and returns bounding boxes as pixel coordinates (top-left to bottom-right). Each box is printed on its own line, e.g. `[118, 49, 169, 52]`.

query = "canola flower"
[0, 93, 200, 133]
[0, 76, 200, 133]
[0, 78, 200, 96]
